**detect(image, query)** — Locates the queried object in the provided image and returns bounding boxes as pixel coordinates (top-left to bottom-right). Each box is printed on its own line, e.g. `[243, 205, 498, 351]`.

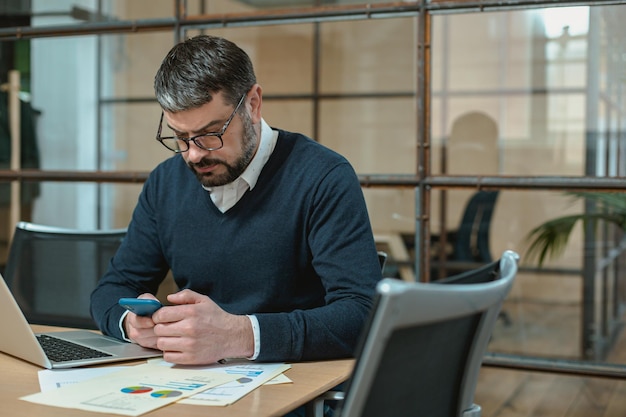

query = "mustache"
[188, 158, 226, 169]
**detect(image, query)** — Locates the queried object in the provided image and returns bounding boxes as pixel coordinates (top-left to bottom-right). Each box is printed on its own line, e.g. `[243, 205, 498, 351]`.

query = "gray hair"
[154, 35, 257, 112]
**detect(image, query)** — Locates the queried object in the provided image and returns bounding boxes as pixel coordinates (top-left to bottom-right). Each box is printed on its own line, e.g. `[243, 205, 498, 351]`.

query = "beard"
[186, 112, 258, 188]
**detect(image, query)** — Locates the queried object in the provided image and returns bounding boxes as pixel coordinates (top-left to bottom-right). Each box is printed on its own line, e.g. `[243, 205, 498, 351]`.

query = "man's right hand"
[123, 293, 160, 349]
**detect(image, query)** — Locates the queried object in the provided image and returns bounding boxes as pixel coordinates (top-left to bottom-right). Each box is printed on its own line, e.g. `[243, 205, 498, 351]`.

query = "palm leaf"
[524, 192, 626, 266]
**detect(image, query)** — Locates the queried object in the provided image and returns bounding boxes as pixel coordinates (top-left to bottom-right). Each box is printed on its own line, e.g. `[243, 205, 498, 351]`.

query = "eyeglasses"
[156, 94, 246, 153]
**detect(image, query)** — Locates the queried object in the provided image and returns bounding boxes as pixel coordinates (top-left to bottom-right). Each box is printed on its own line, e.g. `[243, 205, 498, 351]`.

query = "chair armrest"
[306, 391, 345, 417]
[463, 403, 482, 417]
[319, 391, 345, 401]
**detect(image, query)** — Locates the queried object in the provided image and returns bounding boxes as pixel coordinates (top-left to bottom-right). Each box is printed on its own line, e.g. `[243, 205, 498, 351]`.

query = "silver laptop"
[0, 275, 162, 369]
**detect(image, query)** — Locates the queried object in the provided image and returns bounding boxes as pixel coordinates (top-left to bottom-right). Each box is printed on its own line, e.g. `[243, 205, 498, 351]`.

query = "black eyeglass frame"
[156, 94, 246, 153]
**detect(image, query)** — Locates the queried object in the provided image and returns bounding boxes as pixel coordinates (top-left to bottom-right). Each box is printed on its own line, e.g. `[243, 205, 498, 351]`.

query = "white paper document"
[38, 366, 128, 392]
[263, 372, 293, 385]
[22, 362, 236, 416]
[150, 358, 292, 406]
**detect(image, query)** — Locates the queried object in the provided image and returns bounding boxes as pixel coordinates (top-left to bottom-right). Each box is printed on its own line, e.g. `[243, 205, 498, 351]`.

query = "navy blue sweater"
[90, 129, 381, 362]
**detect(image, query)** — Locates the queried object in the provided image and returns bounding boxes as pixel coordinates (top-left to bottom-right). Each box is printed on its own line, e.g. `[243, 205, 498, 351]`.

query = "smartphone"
[118, 298, 162, 316]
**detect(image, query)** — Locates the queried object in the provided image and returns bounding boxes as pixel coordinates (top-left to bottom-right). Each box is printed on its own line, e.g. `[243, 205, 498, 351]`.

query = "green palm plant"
[525, 192, 626, 266]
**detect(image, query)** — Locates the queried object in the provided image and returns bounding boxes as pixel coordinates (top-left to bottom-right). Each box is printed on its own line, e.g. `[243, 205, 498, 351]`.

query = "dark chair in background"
[429, 190, 500, 279]
[377, 250, 388, 272]
[2, 221, 126, 329]
[309, 250, 519, 417]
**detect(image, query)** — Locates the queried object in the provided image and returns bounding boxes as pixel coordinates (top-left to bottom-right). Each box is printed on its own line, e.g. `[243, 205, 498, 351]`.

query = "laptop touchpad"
[78, 337, 125, 348]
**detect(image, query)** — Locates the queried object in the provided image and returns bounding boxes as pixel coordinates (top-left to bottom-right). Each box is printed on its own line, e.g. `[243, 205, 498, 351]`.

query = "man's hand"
[149, 289, 254, 365]
[123, 294, 160, 349]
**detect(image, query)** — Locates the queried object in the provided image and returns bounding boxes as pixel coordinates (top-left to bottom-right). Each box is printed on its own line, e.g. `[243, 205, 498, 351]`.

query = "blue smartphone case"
[118, 298, 162, 316]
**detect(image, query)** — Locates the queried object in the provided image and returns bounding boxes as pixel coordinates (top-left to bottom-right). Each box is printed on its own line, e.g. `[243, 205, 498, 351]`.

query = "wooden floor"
[475, 367, 626, 417]
[475, 300, 626, 417]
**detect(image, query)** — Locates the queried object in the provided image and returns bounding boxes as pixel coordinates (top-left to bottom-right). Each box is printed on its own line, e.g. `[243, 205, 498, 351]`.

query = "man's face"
[163, 93, 259, 187]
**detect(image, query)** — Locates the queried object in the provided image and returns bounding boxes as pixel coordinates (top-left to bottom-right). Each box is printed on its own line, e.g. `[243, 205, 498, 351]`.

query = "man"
[90, 35, 381, 365]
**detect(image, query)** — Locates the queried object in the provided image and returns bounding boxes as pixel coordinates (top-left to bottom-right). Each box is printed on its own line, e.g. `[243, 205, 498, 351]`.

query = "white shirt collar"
[204, 118, 278, 212]
[241, 118, 277, 191]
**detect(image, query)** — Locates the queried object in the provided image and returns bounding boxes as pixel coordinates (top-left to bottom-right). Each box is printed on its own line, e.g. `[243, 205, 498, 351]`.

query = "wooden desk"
[1, 326, 353, 417]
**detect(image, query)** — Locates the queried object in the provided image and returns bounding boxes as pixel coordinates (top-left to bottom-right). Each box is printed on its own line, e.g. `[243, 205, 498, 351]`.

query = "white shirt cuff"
[247, 315, 261, 360]
[119, 310, 132, 342]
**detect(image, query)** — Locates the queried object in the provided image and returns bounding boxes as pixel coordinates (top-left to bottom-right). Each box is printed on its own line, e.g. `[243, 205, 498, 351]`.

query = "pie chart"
[151, 390, 183, 398]
[121, 386, 153, 394]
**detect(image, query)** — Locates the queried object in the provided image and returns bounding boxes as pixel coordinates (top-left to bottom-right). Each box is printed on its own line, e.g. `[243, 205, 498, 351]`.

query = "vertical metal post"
[312, 22, 321, 142]
[96, 0, 103, 228]
[583, 7, 600, 360]
[415, 0, 431, 282]
[175, 0, 184, 43]
[437, 15, 449, 281]
[8, 70, 20, 243]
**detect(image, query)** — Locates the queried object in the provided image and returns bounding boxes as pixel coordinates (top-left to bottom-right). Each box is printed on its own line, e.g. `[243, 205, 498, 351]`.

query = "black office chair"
[2, 221, 126, 329]
[430, 190, 500, 279]
[309, 250, 519, 417]
[377, 250, 388, 272]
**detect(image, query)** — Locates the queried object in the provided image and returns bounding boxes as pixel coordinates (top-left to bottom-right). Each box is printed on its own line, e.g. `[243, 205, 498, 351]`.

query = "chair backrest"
[2, 221, 126, 329]
[454, 190, 499, 263]
[337, 250, 519, 417]
[377, 251, 388, 271]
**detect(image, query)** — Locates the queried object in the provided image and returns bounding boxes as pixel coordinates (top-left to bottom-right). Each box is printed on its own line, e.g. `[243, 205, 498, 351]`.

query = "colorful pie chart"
[121, 386, 153, 394]
[151, 390, 183, 398]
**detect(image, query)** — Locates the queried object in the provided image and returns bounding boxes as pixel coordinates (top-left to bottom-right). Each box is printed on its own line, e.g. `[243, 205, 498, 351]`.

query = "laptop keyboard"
[36, 334, 113, 363]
